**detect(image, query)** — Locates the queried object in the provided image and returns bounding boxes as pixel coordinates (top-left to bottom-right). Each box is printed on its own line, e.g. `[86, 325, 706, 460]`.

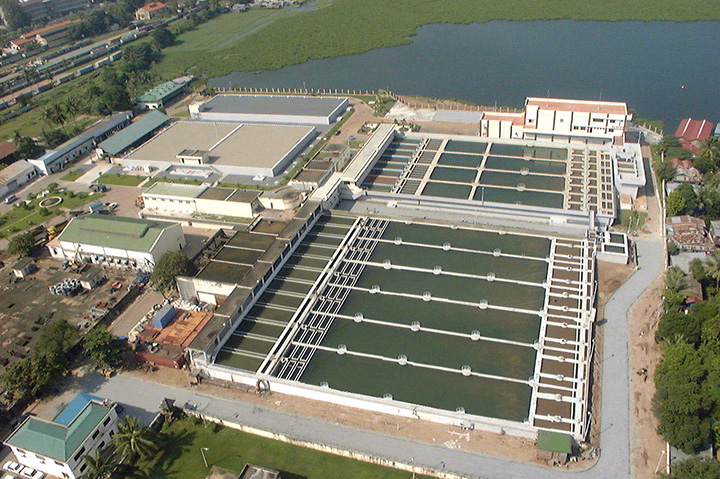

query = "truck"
[87, 201, 104, 213]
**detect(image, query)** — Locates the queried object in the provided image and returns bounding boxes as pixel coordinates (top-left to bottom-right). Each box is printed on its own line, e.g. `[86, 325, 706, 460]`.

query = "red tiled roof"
[482, 111, 524, 126]
[672, 158, 683, 167]
[0, 141, 17, 160]
[682, 159, 693, 168]
[675, 118, 715, 143]
[138, 2, 167, 13]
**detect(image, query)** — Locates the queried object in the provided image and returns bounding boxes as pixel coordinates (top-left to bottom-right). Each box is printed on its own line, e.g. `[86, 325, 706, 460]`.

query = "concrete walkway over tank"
[42, 240, 663, 479]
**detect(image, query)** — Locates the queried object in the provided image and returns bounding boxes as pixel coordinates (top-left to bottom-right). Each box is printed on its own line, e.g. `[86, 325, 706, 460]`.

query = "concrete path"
[66, 240, 664, 479]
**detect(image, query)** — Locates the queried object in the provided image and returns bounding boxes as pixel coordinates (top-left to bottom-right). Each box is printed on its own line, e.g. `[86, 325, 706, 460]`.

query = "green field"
[60, 170, 85, 182]
[96, 173, 146, 186]
[149, 416, 431, 479]
[151, 0, 720, 79]
[0, 190, 100, 237]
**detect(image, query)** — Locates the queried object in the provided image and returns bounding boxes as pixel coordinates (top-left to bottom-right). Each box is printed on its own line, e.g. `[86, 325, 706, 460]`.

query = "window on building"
[80, 463, 87, 473]
[55, 461, 64, 467]
[102, 416, 111, 427]
[91, 429, 100, 440]
[62, 473, 69, 478]
[73, 447, 85, 462]
[99, 441, 105, 449]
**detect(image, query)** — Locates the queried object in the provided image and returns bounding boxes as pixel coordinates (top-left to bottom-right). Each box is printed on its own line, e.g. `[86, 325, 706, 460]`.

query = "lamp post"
[200, 447, 209, 468]
[410, 457, 415, 479]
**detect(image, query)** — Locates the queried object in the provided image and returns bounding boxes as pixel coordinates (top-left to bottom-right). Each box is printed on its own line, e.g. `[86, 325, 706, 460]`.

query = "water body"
[210, 21, 720, 127]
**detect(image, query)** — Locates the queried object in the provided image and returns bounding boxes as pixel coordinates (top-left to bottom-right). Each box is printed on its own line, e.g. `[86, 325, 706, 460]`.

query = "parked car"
[2, 462, 22, 473]
[19, 467, 43, 479]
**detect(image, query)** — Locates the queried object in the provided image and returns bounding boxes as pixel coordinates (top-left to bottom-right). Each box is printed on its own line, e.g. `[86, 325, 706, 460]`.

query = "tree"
[151, 251, 192, 296]
[698, 136, 720, 166]
[690, 258, 708, 282]
[79, 448, 115, 479]
[667, 183, 699, 216]
[83, 328, 123, 369]
[36, 320, 78, 358]
[663, 456, 720, 479]
[655, 158, 676, 183]
[0, 0, 31, 30]
[654, 341, 711, 453]
[112, 416, 158, 463]
[151, 27, 175, 48]
[7, 231, 35, 257]
[656, 310, 703, 345]
[706, 250, 720, 288]
[13, 131, 41, 160]
[657, 135, 682, 161]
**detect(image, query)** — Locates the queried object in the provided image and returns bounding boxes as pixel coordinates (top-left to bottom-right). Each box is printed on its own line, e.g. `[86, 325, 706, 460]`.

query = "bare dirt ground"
[416, 120, 480, 136]
[628, 274, 666, 479]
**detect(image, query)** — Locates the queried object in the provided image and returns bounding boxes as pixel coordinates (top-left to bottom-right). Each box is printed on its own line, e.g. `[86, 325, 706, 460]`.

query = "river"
[209, 20, 720, 128]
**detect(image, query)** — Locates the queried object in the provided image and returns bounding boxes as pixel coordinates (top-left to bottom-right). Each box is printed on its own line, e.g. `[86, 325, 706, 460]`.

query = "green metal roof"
[97, 110, 169, 156]
[58, 214, 176, 253]
[136, 81, 185, 103]
[144, 181, 206, 198]
[536, 430, 573, 454]
[5, 401, 111, 461]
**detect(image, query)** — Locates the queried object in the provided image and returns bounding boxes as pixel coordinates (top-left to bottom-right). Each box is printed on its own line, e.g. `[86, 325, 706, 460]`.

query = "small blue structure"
[152, 304, 175, 329]
[53, 393, 103, 426]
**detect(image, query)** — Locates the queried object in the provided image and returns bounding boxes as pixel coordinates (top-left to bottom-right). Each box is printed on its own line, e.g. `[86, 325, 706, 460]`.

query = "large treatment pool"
[272, 218, 551, 423]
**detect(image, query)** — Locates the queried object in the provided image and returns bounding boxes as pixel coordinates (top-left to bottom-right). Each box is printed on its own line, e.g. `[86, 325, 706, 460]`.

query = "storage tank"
[152, 304, 175, 329]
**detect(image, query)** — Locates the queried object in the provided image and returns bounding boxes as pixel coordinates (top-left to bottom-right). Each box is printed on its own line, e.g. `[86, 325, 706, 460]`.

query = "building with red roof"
[135, 2, 168, 21]
[675, 118, 715, 154]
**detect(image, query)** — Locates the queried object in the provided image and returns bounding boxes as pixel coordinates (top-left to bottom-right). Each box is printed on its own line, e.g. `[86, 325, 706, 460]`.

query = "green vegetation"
[151, 251, 192, 296]
[82, 327, 124, 370]
[60, 170, 86, 182]
[7, 231, 35, 257]
[150, 0, 720, 79]
[96, 173, 146, 187]
[1, 320, 78, 400]
[614, 210, 647, 233]
[147, 416, 431, 479]
[144, 176, 206, 187]
[654, 258, 720, 453]
[663, 456, 720, 479]
[0, 189, 99, 237]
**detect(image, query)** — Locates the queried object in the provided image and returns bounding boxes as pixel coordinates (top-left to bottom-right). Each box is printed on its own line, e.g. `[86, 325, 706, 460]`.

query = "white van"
[4, 194, 17, 204]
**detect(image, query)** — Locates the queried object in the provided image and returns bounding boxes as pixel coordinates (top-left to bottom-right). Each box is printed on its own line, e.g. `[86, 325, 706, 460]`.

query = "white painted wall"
[9, 407, 119, 479]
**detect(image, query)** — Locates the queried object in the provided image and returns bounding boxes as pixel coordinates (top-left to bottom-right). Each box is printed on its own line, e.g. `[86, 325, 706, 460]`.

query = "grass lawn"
[150, 0, 720, 79]
[60, 170, 86, 182]
[0, 190, 100, 237]
[614, 210, 647, 233]
[149, 417, 430, 479]
[144, 177, 207, 187]
[96, 173, 146, 187]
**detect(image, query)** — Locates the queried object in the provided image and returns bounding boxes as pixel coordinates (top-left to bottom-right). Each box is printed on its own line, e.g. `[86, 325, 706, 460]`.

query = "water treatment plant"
[181, 116, 631, 444]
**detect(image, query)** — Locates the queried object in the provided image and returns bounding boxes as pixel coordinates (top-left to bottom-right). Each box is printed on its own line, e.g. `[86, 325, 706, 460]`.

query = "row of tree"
[656, 135, 720, 219]
[654, 256, 720, 454]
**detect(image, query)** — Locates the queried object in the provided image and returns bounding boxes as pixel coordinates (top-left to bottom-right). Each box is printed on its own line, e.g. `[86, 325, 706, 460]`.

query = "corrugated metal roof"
[137, 80, 186, 103]
[33, 112, 132, 166]
[58, 214, 176, 253]
[97, 110, 169, 156]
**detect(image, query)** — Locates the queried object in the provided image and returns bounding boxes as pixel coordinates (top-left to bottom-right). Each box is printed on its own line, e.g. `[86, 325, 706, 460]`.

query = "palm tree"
[699, 136, 720, 164]
[706, 249, 720, 288]
[665, 265, 696, 297]
[656, 135, 681, 161]
[79, 449, 115, 479]
[64, 97, 80, 118]
[112, 416, 158, 463]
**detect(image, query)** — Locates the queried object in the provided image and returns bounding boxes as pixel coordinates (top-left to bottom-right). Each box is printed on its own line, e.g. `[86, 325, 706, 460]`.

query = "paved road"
[69, 240, 664, 479]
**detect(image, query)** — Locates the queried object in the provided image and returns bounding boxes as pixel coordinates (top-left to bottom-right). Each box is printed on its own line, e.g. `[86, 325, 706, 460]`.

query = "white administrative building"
[4, 394, 120, 479]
